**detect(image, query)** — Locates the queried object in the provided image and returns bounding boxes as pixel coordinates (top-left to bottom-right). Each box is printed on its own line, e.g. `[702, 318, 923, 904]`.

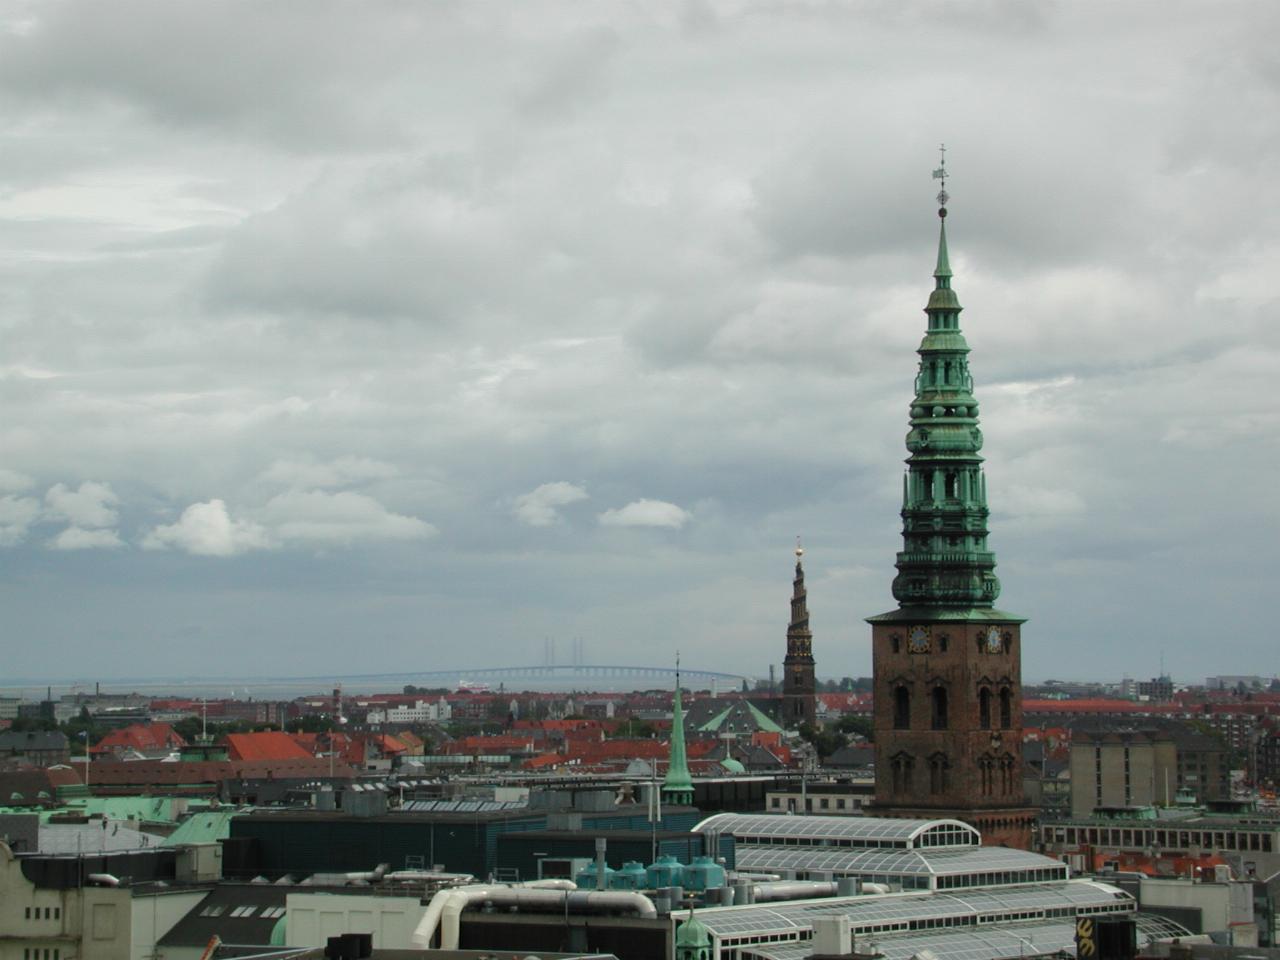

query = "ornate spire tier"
[888, 209, 1004, 612]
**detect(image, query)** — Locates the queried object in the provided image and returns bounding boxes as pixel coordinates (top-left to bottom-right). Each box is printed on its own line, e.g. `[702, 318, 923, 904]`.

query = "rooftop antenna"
[932, 142, 949, 216]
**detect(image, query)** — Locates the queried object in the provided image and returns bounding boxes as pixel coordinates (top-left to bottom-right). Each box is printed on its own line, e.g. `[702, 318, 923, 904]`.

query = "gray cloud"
[0, 0, 1276, 682]
[514, 481, 589, 527]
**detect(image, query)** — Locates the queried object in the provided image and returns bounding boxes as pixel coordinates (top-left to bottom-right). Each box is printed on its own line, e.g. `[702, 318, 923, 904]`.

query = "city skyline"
[1, 3, 1277, 681]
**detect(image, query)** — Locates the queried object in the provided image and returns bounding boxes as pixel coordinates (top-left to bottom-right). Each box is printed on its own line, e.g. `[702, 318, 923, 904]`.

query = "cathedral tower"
[783, 542, 817, 728]
[867, 163, 1035, 848]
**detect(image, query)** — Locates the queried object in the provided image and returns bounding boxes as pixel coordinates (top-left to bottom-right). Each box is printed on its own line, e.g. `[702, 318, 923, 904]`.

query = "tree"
[835, 714, 873, 741]
[285, 715, 338, 734]
[609, 719, 656, 739]
[11, 716, 58, 733]
[797, 722, 848, 760]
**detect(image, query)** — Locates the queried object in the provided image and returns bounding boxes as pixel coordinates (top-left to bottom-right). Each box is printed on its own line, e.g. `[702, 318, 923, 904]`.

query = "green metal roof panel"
[744, 701, 784, 735]
[698, 706, 733, 733]
[163, 808, 242, 846]
[866, 606, 1026, 624]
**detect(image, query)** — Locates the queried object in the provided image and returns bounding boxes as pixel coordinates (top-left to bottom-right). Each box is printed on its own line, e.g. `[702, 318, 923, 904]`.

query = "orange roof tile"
[222, 731, 314, 762]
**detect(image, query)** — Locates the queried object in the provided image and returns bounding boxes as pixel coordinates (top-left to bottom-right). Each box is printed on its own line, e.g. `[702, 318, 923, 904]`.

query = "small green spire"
[934, 218, 952, 280]
[662, 655, 694, 805]
[675, 907, 711, 959]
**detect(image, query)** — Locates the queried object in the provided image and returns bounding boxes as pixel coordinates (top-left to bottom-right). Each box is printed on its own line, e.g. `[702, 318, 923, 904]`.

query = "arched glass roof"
[736, 844, 1066, 880]
[693, 878, 1133, 939]
[736, 913, 1189, 960]
[693, 813, 981, 849]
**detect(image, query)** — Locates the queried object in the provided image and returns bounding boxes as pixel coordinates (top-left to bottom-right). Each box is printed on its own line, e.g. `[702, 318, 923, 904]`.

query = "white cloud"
[142, 499, 273, 556]
[0, 469, 34, 494]
[260, 456, 399, 489]
[0, 496, 41, 546]
[45, 481, 119, 528]
[260, 489, 436, 544]
[513, 481, 588, 526]
[49, 526, 124, 551]
[598, 499, 691, 530]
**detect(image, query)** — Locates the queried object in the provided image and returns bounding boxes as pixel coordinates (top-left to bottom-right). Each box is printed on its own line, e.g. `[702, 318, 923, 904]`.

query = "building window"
[891, 753, 915, 795]
[894, 685, 911, 729]
[1000, 754, 1017, 795]
[979, 687, 992, 729]
[979, 754, 995, 796]
[931, 686, 948, 730]
[999, 687, 1012, 729]
[930, 754, 950, 794]
[53, 909, 59, 921]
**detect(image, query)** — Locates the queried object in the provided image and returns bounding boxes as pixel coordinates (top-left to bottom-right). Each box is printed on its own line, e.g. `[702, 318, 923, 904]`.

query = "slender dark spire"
[783, 539, 817, 727]
[786, 540, 813, 661]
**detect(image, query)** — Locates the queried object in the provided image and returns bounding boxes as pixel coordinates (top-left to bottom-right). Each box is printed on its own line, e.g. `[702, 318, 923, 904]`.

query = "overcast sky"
[1, 1, 1276, 687]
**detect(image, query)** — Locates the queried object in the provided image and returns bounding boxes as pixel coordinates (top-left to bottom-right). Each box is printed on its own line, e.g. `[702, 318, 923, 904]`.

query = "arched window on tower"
[931, 686, 948, 730]
[944, 471, 957, 499]
[978, 754, 995, 797]
[893, 685, 911, 729]
[999, 686, 1012, 729]
[1000, 754, 1016, 795]
[891, 753, 914, 795]
[929, 753, 950, 794]
[979, 687, 992, 730]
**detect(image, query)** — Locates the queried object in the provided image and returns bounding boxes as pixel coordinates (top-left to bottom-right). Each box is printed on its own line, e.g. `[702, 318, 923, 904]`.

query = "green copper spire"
[889, 174, 1002, 610]
[934, 219, 952, 279]
[662, 656, 694, 805]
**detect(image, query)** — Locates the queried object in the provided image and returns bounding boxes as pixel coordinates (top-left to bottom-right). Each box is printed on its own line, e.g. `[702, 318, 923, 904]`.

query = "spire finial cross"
[932, 143, 949, 216]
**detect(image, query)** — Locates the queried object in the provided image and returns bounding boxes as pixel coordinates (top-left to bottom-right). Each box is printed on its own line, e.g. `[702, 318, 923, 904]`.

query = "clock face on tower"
[908, 625, 931, 653]
[984, 626, 1003, 653]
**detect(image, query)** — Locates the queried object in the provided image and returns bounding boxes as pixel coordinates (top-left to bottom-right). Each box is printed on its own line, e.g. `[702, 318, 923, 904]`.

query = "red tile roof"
[85, 758, 355, 793]
[222, 731, 314, 762]
[91, 723, 186, 756]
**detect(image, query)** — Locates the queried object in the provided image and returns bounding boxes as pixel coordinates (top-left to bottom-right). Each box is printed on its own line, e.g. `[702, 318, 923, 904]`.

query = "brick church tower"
[783, 542, 817, 729]
[867, 164, 1035, 848]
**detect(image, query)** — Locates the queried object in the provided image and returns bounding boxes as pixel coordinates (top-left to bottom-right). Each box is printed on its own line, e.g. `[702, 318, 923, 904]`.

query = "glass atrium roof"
[694, 880, 1132, 939]
[738, 913, 1190, 960]
[693, 813, 981, 848]
[737, 844, 1065, 879]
